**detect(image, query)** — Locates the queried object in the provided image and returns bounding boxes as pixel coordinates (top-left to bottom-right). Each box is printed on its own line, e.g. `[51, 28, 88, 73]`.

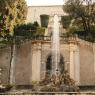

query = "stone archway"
[46, 54, 65, 76]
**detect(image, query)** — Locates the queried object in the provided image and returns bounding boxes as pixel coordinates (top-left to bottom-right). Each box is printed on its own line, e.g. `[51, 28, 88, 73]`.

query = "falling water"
[52, 15, 60, 75]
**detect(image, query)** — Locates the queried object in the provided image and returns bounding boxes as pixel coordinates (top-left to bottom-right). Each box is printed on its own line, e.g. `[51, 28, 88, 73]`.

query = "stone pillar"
[74, 48, 80, 85]
[70, 46, 75, 80]
[31, 42, 42, 82]
[70, 43, 80, 85]
[0, 68, 2, 84]
[40, 51, 46, 80]
[93, 44, 95, 72]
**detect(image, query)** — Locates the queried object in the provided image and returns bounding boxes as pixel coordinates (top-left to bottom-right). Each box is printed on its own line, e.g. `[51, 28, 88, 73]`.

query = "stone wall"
[0, 41, 32, 85]
[79, 40, 95, 85]
[40, 39, 95, 85]
[15, 41, 32, 85]
[26, 5, 66, 24]
[0, 39, 95, 85]
[0, 47, 11, 85]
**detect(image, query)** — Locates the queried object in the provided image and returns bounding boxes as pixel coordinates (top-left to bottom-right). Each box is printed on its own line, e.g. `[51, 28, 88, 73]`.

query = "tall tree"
[0, 0, 27, 85]
[0, 0, 27, 36]
[63, 0, 95, 33]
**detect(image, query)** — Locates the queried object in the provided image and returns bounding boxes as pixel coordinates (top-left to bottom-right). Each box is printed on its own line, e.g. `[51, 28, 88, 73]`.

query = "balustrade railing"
[31, 35, 78, 42]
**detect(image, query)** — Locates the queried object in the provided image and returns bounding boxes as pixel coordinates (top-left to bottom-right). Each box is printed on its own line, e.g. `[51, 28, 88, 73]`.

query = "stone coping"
[28, 5, 63, 7]
[1, 91, 95, 94]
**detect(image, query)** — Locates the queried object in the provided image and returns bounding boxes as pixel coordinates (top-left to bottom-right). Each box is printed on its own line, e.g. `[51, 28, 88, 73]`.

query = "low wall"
[0, 47, 11, 84]
[1, 92, 95, 95]
[79, 39, 95, 85]
[0, 38, 95, 85]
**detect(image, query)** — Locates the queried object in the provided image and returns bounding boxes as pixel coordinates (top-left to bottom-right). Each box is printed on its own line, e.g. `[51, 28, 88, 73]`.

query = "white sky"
[25, 0, 64, 6]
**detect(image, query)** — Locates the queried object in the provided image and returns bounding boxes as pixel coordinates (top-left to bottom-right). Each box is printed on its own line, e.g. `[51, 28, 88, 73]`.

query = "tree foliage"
[14, 22, 45, 38]
[63, 0, 95, 42]
[14, 23, 37, 37]
[0, 0, 27, 36]
[61, 15, 72, 29]
[64, 0, 95, 31]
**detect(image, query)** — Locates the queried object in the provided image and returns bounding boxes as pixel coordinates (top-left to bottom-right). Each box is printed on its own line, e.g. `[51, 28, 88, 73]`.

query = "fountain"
[52, 15, 60, 75]
[32, 15, 79, 92]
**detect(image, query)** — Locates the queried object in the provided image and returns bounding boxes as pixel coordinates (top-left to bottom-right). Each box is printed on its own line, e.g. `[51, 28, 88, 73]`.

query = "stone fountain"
[32, 15, 79, 92]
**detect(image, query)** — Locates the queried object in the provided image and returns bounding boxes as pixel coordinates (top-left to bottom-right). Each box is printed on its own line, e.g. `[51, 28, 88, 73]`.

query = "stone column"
[93, 44, 95, 72]
[0, 68, 2, 84]
[64, 61, 69, 71]
[70, 47, 75, 80]
[31, 42, 41, 82]
[70, 43, 80, 85]
[40, 51, 46, 80]
[74, 48, 80, 85]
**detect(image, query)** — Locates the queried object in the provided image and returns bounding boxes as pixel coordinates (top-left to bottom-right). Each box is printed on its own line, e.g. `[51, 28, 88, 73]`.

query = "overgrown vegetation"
[14, 22, 45, 38]
[32, 70, 79, 92]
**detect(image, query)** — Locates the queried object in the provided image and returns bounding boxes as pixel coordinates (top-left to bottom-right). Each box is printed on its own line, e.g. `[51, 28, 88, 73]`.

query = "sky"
[25, 0, 64, 6]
